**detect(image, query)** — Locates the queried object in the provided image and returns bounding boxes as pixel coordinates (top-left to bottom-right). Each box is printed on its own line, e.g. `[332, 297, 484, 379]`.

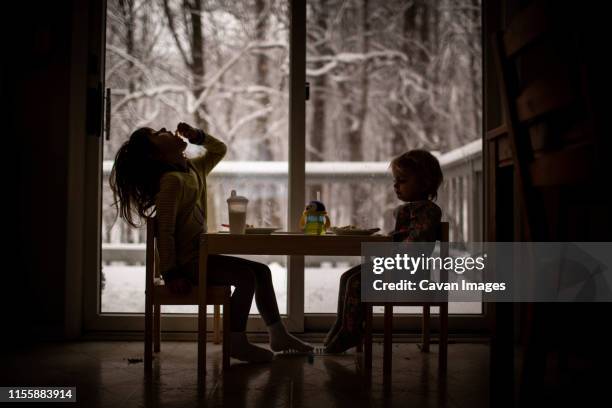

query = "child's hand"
[176, 122, 200, 144]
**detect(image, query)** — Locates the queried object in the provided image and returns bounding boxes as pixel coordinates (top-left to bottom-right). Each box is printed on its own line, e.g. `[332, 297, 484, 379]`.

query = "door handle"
[105, 88, 111, 141]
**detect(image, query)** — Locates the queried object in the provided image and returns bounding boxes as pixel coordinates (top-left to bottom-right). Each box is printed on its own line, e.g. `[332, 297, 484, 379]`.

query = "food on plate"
[328, 225, 381, 235]
[332, 225, 359, 230]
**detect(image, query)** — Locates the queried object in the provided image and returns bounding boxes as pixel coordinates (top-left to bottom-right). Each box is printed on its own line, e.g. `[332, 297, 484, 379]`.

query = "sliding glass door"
[96, 0, 293, 331]
[86, 0, 484, 334]
[303, 0, 483, 330]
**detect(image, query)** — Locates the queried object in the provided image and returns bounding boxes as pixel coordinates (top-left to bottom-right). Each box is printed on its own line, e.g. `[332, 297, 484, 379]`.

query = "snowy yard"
[101, 263, 480, 315]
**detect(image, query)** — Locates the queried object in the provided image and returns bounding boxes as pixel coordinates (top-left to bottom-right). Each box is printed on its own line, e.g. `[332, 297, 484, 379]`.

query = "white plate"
[245, 227, 280, 234]
[329, 227, 380, 236]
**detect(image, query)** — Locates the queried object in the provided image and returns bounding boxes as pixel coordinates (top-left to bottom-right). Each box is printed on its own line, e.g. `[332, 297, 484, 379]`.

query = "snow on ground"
[101, 263, 480, 315]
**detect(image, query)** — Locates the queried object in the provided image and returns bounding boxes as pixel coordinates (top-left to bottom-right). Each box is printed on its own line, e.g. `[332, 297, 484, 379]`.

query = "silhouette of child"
[110, 122, 312, 362]
[324, 150, 443, 353]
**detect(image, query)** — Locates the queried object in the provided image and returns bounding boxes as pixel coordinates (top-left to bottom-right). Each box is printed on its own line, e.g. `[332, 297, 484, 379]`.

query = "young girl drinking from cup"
[110, 123, 312, 362]
[324, 149, 443, 353]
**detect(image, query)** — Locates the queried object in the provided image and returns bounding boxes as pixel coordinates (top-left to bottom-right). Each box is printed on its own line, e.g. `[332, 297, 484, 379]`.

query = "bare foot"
[324, 329, 362, 354]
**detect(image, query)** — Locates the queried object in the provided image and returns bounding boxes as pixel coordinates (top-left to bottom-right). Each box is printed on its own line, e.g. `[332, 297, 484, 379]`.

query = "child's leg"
[341, 271, 364, 336]
[226, 257, 312, 352]
[325, 265, 361, 345]
[249, 259, 313, 352]
[204, 255, 257, 332]
[204, 255, 274, 362]
[324, 268, 364, 353]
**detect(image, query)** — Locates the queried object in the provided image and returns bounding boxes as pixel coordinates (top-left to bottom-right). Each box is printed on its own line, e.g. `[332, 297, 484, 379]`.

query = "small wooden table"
[197, 232, 391, 377]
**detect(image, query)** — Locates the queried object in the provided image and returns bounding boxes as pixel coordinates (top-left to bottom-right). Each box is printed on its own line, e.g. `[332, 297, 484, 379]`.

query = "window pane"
[102, 0, 289, 314]
[304, 0, 482, 314]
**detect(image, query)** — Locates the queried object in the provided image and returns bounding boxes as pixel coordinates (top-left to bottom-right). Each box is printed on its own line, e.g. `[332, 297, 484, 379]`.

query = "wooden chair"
[363, 221, 450, 383]
[490, 1, 599, 241]
[489, 2, 602, 404]
[144, 217, 231, 375]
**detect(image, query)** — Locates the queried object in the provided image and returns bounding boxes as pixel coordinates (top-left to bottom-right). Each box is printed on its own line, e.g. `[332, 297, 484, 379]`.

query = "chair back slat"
[437, 221, 449, 242]
[438, 222, 450, 285]
[437, 221, 450, 255]
[145, 217, 161, 279]
[145, 217, 156, 303]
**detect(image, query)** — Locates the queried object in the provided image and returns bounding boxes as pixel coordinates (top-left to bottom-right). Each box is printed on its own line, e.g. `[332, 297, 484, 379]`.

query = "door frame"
[81, 0, 489, 336]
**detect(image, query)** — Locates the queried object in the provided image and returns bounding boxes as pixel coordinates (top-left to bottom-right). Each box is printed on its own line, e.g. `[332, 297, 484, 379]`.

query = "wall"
[1, 0, 93, 343]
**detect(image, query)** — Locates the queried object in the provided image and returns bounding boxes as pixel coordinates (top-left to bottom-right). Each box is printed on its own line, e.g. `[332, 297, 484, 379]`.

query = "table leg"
[223, 296, 231, 370]
[439, 302, 448, 376]
[383, 304, 393, 384]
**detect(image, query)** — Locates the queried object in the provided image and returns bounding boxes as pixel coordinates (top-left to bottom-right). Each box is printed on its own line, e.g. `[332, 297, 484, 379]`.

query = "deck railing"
[101, 140, 482, 265]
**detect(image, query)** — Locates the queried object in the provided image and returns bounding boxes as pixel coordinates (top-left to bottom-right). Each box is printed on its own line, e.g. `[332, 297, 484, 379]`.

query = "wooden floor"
[1, 341, 489, 407]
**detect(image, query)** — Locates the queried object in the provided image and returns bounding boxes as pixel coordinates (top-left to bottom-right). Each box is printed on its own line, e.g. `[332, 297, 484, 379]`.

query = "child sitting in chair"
[110, 122, 312, 363]
[324, 150, 443, 353]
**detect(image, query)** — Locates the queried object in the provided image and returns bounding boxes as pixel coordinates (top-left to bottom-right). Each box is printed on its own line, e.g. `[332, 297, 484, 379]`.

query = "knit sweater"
[155, 130, 227, 281]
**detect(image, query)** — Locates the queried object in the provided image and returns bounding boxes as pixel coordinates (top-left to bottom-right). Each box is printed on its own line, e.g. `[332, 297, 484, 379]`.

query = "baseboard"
[78, 330, 489, 343]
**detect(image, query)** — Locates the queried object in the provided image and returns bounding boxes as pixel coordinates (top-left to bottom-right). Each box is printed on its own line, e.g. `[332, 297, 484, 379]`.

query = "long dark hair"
[109, 127, 175, 228]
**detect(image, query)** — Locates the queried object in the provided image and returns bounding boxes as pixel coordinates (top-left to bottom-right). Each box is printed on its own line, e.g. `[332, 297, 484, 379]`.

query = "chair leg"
[198, 245, 209, 380]
[222, 299, 231, 370]
[364, 303, 373, 377]
[421, 305, 431, 352]
[153, 304, 161, 352]
[198, 304, 207, 379]
[213, 304, 221, 344]
[439, 303, 448, 375]
[383, 304, 393, 384]
[144, 301, 153, 373]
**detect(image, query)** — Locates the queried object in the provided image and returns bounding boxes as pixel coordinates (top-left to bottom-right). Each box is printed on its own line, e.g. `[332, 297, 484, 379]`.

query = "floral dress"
[340, 200, 442, 335]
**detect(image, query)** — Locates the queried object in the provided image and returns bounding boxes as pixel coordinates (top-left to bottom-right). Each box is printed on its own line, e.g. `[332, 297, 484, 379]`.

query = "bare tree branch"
[163, 0, 192, 70]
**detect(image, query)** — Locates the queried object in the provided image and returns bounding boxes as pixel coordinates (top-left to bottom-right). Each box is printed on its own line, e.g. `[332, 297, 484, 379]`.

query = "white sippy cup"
[227, 190, 249, 234]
